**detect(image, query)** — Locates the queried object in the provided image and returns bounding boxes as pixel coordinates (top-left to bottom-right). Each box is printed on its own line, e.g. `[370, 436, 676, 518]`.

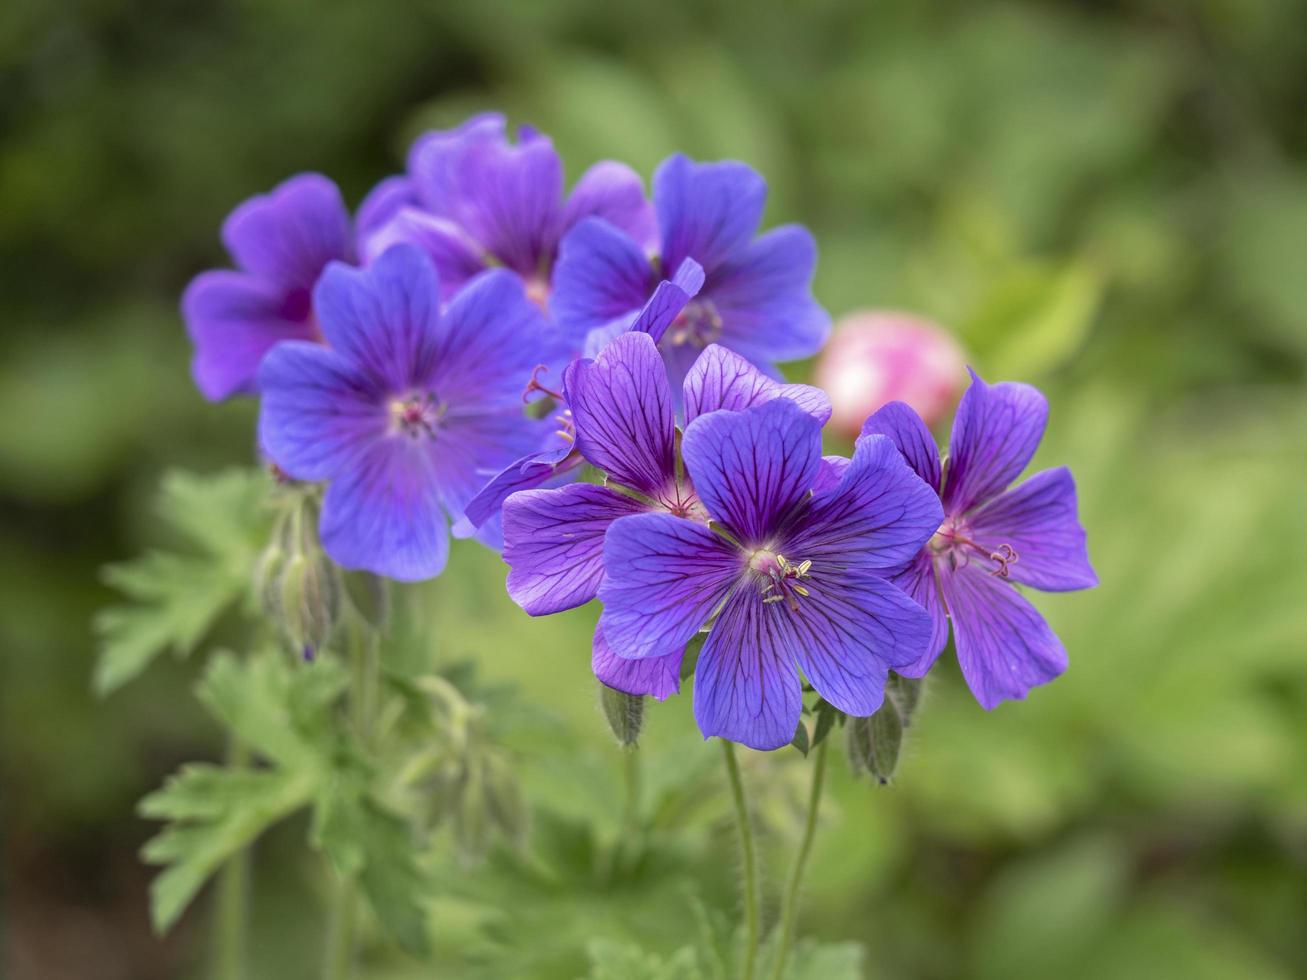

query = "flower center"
[930, 517, 1019, 578]
[525, 275, 550, 311]
[663, 298, 723, 348]
[750, 549, 813, 611]
[388, 392, 443, 438]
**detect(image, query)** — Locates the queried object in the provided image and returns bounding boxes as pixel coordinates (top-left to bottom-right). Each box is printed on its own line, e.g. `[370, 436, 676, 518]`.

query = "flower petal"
[942, 369, 1048, 514]
[683, 344, 831, 425]
[787, 572, 932, 714]
[812, 455, 851, 494]
[457, 437, 580, 534]
[592, 627, 683, 701]
[631, 258, 705, 344]
[654, 154, 765, 274]
[549, 217, 655, 349]
[318, 439, 449, 582]
[427, 411, 548, 523]
[941, 563, 1068, 709]
[707, 225, 830, 365]
[257, 341, 384, 482]
[562, 160, 656, 252]
[503, 483, 646, 615]
[860, 400, 942, 492]
[312, 244, 441, 393]
[354, 175, 416, 241]
[564, 332, 676, 498]
[967, 466, 1098, 592]
[183, 271, 316, 401]
[598, 513, 742, 660]
[221, 173, 352, 288]
[785, 433, 943, 575]
[691, 591, 802, 751]
[682, 399, 822, 546]
[430, 268, 552, 410]
[359, 207, 488, 302]
[888, 551, 950, 679]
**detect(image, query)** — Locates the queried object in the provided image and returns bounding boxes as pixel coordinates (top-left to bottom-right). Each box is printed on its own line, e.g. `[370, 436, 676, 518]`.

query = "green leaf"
[790, 718, 811, 757]
[94, 468, 273, 694]
[138, 762, 315, 934]
[584, 939, 709, 980]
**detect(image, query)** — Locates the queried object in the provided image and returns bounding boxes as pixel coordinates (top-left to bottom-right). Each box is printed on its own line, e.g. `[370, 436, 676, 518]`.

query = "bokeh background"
[3, 1, 1306, 977]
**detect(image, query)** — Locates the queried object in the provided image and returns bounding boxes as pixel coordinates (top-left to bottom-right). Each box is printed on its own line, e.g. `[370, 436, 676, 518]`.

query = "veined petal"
[785, 434, 943, 574]
[407, 113, 507, 211]
[257, 341, 384, 482]
[683, 344, 831, 425]
[654, 154, 765, 274]
[681, 399, 822, 546]
[888, 551, 950, 679]
[429, 268, 551, 410]
[503, 483, 645, 616]
[786, 571, 932, 714]
[691, 591, 802, 751]
[941, 562, 1068, 709]
[563, 160, 656, 252]
[631, 258, 705, 344]
[549, 217, 654, 346]
[359, 207, 488, 302]
[861, 400, 942, 492]
[707, 225, 830, 365]
[318, 438, 449, 582]
[427, 410, 546, 523]
[967, 467, 1098, 592]
[564, 332, 676, 498]
[942, 369, 1048, 514]
[592, 627, 683, 701]
[221, 173, 352, 289]
[812, 455, 851, 495]
[312, 245, 441, 393]
[598, 513, 742, 660]
[458, 437, 580, 533]
[183, 271, 316, 401]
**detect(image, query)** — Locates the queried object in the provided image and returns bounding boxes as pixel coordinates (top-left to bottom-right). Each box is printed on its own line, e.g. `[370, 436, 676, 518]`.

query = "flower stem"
[767, 738, 829, 980]
[722, 740, 760, 980]
[322, 607, 383, 980]
[212, 737, 250, 980]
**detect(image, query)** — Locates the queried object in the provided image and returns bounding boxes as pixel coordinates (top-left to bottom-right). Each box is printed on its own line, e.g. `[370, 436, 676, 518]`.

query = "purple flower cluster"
[183, 112, 1096, 749]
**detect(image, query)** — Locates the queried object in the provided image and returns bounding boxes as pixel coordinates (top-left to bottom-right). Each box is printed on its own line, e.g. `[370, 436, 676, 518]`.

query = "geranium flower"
[358, 113, 655, 309]
[183, 174, 354, 401]
[862, 371, 1098, 708]
[499, 332, 830, 702]
[257, 244, 549, 581]
[597, 399, 943, 750]
[548, 154, 830, 398]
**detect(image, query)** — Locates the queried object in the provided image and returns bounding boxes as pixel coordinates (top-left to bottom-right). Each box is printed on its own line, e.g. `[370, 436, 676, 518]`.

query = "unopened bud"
[847, 697, 904, 785]
[887, 673, 925, 727]
[277, 551, 340, 659]
[482, 750, 528, 847]
[599, 682, 644, 748]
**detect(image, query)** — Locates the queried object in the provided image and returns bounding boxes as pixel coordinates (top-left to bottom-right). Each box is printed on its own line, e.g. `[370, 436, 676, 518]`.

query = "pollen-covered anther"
[388, 392, 442, 438]
[554, 408, 575, 442]
[753, 550, 814, 611]
[988, 543, 1019, 578]
[522, 364, 564, 403]
[664, 298, 724, 348]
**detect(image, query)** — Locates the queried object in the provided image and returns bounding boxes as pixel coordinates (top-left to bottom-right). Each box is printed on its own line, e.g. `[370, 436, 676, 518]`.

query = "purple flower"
[183, 174, 355, 401]
[257, 244, 550, 581]
[359, 113, 655, 309]
[596, 399, 943, 751]
[500, 333, 832, 704]
[549, 154, 831, 396]
[863, 371, 1098, 709]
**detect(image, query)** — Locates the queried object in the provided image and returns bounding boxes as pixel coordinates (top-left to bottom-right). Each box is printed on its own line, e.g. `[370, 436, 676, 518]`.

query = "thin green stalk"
[767, 738, 829, 980]
[722, 740, 760, 980]
[212, 737, 251, 980]
[322, 607, 383, 980]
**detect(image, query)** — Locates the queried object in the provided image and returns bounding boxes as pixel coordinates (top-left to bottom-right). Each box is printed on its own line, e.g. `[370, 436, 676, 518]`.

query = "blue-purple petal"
[221, 173, 352, 288]
[681, 399, 822, 546]
[354, 175, 417, 242]
[549, 217, 654, 350]
[592, 627, 683, 701]
[861, 400, 942, 493]
[359, 207, 488, 302]
[682, 344, 831, 425]
[562, 160, 657, 253]
[888, 552, 950, 679]
[942, 369, 1048, 514]
[503, 483, 645, 615]
[654, 154, 765, 274]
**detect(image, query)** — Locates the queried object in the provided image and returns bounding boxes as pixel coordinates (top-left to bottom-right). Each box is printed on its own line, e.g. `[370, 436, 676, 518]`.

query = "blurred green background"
[3, 1, 1306, 977]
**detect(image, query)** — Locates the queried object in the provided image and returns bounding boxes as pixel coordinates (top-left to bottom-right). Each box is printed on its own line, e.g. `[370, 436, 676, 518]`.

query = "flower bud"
[846, 697, 903, 785]
[257, 495, 341, 659]
[814, 311, 967, 439]
[598, 682, 644, 748]
[887, 672, 925, 727]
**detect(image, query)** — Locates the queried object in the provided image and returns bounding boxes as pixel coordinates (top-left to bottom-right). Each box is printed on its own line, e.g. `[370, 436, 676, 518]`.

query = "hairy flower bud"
[257, 493, 340, 659]
[815, 310, 966, 438]
[887, 672, 925, 728]
[598, 682, 644, 748]
[847, 697, 903, 785]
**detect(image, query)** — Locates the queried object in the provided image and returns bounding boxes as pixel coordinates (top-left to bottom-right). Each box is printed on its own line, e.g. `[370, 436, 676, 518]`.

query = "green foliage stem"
[768, 738, 829, 980]
[722, 741, 760, 980]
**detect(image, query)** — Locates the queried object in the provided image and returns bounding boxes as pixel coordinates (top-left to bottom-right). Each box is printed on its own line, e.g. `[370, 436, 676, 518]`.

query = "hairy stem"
[768, 738, 829, 980]
[722, 740, 760, 980]
[212, 737, 251, 980]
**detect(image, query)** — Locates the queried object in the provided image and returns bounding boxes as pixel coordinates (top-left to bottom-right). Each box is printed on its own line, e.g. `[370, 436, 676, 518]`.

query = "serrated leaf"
[790, 718, 810, 757]
[138, 763, 315, 934]
[585, 939, 708, 980]
[94, 468, 273, 694]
